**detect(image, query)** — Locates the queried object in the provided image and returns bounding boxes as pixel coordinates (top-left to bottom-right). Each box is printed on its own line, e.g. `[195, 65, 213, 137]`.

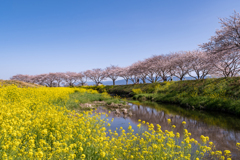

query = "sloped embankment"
[0, 80, 41, 88]
[104, 77, 240, 116]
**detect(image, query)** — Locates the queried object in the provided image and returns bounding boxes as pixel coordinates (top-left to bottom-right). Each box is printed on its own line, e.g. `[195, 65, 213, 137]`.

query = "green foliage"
[80, 85, 106, 93]
[104, 77, 240, 116]
[105, 99, 120, 105]
[65, 91, 125, 110]
[65, 92, 103, 110]
[132, 88, 143, 94]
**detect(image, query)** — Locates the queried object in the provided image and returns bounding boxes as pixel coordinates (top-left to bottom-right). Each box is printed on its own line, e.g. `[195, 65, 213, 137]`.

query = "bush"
[132, 88, 143, 94]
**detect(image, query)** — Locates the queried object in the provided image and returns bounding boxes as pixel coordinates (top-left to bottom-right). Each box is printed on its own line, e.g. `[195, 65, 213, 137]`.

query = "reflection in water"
[95, 102, 240, 159]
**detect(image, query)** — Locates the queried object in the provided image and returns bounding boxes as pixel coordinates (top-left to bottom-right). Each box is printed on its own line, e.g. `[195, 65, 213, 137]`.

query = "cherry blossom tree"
[209, 50, 240, 77]
[147, 55, 171, 82]
[62, 72, 78, 87]
[29, 75, 39, 84]
[142, 57, 161, 83]
[129, 61, 147, 84]
[77, 72, 88, 86]
[10, 74, 32, 83]
[201, 11, 240, 54]
[119, 67, 131, 85]
[105, 65, 120, 85]
[128, 64, 141, 84]
[84, 68, 106, 86]
[165, 54, 176, 81]
[187, 50, 213, 79]
[169, 51, 193, 81]
[44, 73, 58, 87]
[33, 74, 49, 86]
[159, 55, 172, 81]
[54, 72, 65, 87]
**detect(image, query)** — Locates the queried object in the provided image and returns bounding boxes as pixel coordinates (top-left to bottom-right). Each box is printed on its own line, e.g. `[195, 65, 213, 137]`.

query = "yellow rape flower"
[167, 119, 171, 124]
[81, 154, 86, 159]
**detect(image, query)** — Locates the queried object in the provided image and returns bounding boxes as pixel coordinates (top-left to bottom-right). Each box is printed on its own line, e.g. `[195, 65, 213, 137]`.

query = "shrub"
[132, 88, 143, 94]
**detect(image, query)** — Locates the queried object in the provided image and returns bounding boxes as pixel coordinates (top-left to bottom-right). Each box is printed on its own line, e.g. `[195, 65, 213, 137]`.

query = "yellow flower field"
[0, 85, 238, 159]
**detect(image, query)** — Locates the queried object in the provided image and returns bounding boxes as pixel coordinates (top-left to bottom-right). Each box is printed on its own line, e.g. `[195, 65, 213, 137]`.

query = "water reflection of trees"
[129, 104, 240, 159]
[95, 103, 240, 159]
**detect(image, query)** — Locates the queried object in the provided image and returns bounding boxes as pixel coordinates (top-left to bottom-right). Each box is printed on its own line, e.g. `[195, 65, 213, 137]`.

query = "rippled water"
[94, 101, 240, 159]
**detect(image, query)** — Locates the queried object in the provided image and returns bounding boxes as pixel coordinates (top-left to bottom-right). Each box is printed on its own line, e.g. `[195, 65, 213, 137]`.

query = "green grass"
[63, 91, 126, 110]
[83, 77, 240, 116]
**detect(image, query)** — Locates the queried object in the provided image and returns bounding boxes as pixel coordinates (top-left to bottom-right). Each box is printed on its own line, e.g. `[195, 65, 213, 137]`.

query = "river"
[94, 101, 240, 159]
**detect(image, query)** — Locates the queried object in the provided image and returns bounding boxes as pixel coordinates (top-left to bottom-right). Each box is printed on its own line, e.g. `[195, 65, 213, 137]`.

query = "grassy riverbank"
[85, 77, 240, 116]
[64, 90, 127, 110]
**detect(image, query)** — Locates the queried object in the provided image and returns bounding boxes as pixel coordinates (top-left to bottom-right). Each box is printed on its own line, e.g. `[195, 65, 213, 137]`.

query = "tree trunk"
[135, 78, 139, 84]
[126, 79, 128, 85]
[162, 76, 167, 82]
[113, 79, 115, 86]
[142, 78, 146, 84]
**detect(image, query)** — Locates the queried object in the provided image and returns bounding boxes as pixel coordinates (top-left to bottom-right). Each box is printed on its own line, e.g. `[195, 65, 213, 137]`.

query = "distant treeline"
[11, 11, 240, 87]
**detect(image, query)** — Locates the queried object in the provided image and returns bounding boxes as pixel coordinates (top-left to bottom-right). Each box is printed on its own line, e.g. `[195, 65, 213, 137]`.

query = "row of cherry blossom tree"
[11, 11, 240, 86]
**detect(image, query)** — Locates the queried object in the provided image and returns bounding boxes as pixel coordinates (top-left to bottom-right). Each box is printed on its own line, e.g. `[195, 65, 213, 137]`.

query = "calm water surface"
[94, 102, 240, 159]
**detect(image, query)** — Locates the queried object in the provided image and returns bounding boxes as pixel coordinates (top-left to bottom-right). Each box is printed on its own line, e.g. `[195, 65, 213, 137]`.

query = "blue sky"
[0, 0, 240, 80]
